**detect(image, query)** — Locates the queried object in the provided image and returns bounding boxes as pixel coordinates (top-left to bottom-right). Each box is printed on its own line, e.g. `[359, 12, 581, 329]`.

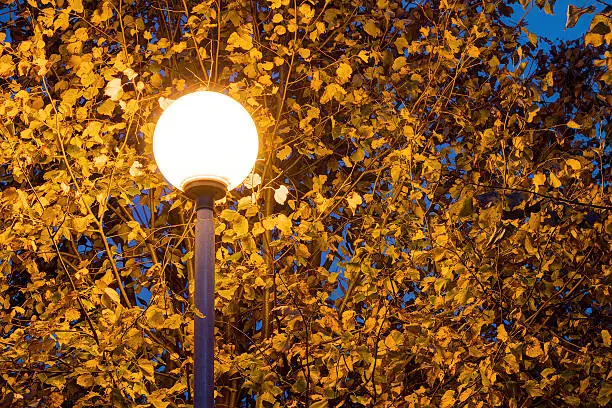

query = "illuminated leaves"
[274, 185, 289, 205]
[320, 83, 346, 104]
[298, 48, 310, 59]
[566, 158, 582, 170]
[0, 54, 14, 77]
[68, 0, 85, 13]
[336, 62, 353, 84]
[226, 26, 254, 51]
[467, 45, 480, 58]
[145, 307, 165, 330]
[103, 288, 121, 305]
[440, 390, 456, 408]
[96, 99, 116, 116]
[533, 172, 546, 190]
[602, 330, 611, 347]
[276, 145, 292, 160]
[232, 214, 249, 236]
[129, 160, 144, 177]
[104, 77, 123, 100]
[526, 337, 544, 358]
[364, 20, 381, 37]
[243, 172, 261, 189]
[298, 3, 315, 24]
[158, 96, 174, 110]
[76, 374, 94, 388]
[346, 192, 362, 212]
[1, 0, 610, 407]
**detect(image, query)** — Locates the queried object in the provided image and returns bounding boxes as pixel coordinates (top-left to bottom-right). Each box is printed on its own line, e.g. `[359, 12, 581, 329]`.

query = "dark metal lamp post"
[152, 91, 259, 407]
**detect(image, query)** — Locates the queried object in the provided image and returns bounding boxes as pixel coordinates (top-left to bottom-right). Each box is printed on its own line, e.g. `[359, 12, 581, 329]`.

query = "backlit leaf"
[440, 390, 456, 408]
[104, 288, 121, 305]
[104, 77, 123, 101]
[274, 185, 289, 205]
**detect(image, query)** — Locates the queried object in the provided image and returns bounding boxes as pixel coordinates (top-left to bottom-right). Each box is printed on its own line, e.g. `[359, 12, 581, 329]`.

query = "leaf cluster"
[0, 0, 611, 407]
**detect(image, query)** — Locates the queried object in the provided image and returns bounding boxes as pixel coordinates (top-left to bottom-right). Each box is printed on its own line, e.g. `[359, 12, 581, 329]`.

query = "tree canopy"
[1, 0, 611, 406]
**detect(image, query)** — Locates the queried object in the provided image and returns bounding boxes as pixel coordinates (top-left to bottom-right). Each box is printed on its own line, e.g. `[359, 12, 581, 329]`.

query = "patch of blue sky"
[510, 0, 599, 42]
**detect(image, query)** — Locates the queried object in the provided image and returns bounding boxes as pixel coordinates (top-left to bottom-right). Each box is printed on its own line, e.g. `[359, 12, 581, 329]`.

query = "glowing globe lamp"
[153, 90, 259, 198]
[152, 90, 258, 408]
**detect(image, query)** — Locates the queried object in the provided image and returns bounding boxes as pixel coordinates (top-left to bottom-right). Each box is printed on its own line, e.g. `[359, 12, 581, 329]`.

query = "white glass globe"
[153, 91, 259, 191]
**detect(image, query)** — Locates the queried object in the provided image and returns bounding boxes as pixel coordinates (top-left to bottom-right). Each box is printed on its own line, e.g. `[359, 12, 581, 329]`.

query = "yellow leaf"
[298, 48, 311, 59]
[164, 314, 183, 330]
[532, 173, 546, 189]
[258, 74, 272, 86]
[497, 324, 508, 342]
[260, 61, 274, 71]
[602, 329, 611, 347]
[526, 338, 543, 358]
[243, 172, 261, 189]
[346, 192, 362, 211]
[69, 0, 84, 13]
[528, 31, 537, 46]
[527, 107, 540, 123]
[384, 330, 403, 351]
[391, 164, 401, 182]
[274, 185, 289, 205]
[566, 158, 582, 170]
[336, 62, 353, 84]
[276, 214, 292, 235]
[123, 67, 138, 80]
[125, 327, 143, 349]
[104, 77, 123, 101]
[76, 373, 94, 388]
[440, 390, 456, 408]
[298, 3, 314, 23]
[392, 56, 406, 71]
[544, 71, 554, 87]
[488, 55, 501, 71]
[276, 145, 292, 160]
[262, 217, 275, 230]
[104, 287, 121, 305]
[585, 32, 604, 47]
[320, 83, 346, 104]
[97, 99, 116, 116]
[252, 222, 265, 236]
[549, 172, 561, 188]
[139, 358, 155, 380]
[357, 50, 369, 62]
[45, 375, 66, 388]
[272, 13, 283, 23]
[158, 96, 175, 110]
[233, 214, 249, 236]
[567, 119, 581, 129]
[459, 387, 474, 402]
[145, 306, 165, 329]
[467, 45, 480, 58]
[65, 308, 81, 321]
[149, 392, 170, 408]
[364, 20, 381, 37]
[525, 380, 544, 397]
[226, 29, 253, 51]
[129, 161, 144, 177]
[0, 55, 14, 77]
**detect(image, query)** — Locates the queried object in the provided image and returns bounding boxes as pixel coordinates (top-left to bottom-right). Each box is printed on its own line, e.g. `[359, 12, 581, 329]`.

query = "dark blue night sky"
[514, 0, 602, 41]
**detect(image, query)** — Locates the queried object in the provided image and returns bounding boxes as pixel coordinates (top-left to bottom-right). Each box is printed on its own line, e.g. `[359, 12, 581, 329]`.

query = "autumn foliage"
[1, 0, 611, 406]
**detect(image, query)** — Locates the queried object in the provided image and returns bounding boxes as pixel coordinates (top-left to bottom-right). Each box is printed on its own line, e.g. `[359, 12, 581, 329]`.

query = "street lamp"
[153, 90, 259, 407]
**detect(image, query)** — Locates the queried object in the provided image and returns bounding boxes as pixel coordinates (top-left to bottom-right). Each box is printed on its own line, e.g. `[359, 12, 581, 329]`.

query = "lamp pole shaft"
[194, 195, 216, 407]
